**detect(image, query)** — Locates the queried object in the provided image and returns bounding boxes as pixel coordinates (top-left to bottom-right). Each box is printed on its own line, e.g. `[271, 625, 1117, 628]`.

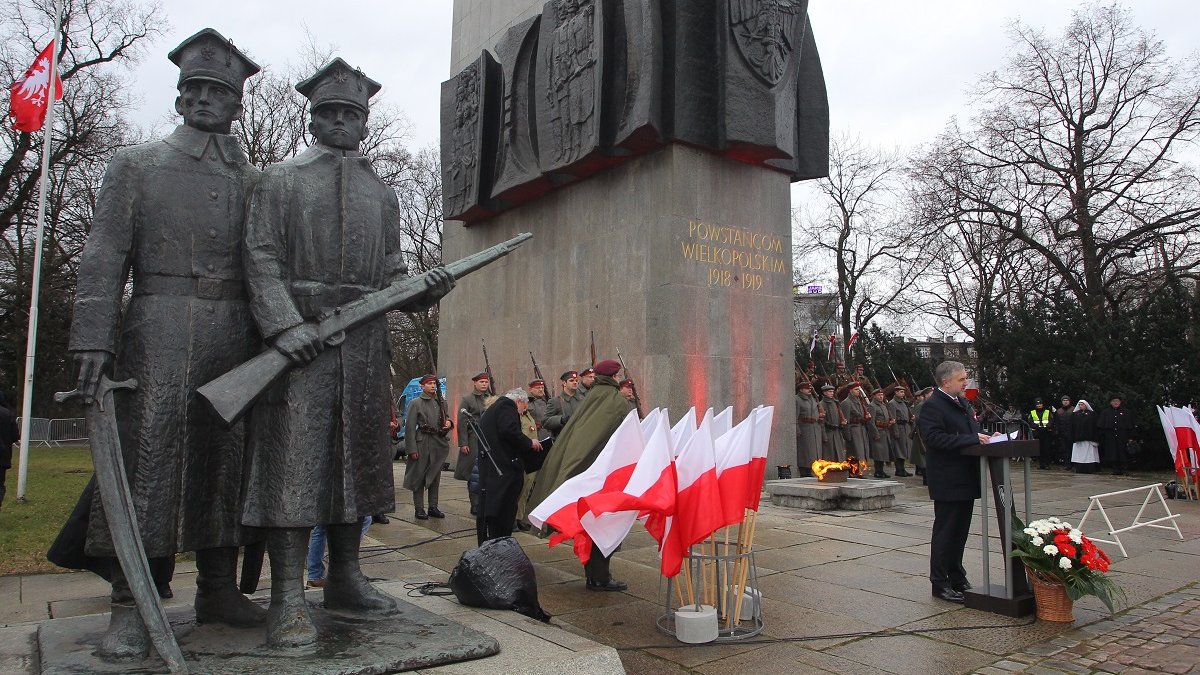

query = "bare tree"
[793, 134, 929, 360]
[917, 2, 1200, 320]
[0, 0, 163, 410]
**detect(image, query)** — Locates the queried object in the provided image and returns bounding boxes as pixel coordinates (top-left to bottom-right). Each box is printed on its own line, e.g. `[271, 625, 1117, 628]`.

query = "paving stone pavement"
[976, 585, 1200, 675]
[1, 460, 1198, 674]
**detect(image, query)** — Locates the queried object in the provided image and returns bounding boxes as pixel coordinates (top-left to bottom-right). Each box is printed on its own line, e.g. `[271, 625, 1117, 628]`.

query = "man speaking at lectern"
[917, 360, 994, 603]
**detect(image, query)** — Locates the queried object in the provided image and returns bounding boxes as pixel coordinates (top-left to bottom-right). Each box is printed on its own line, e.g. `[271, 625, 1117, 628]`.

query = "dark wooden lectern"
[960, 439, 1040, 617]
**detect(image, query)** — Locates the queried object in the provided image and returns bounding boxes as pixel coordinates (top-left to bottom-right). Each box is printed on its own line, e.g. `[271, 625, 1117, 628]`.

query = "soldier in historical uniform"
[912, 386, 932, 483]
[528, 378, 550, 428]
[832, 362, 853, 388]
[456, 372, 490, 515]
[819, 383, 846, 461]
[544, 370, 583, 437]
[67, 29, 263, 658]
[889, 385, 914, 477]
[404, 375, 453, 520]
[619, 378, 638, 412]
[578, 366, 596, 398]
[795, 380, 822, 476]
[839, 383, 871, 463]
[868, 388, 894, 478]
[240, 59, 455, 648]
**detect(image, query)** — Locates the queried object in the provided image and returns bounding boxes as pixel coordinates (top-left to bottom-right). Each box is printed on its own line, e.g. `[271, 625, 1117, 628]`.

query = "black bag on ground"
[448, 536, 550, 622]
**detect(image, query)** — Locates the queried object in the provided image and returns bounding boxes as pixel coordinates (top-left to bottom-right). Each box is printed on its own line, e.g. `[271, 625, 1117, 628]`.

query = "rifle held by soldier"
[481, 338, 497, 396]
[198, 233, 533, 425]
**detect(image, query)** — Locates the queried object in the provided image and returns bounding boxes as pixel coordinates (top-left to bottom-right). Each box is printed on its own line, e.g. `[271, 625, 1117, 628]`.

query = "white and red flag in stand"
[9, 41, 63, 132]
[580, 413, 677, 557]
[712, 406, 733, 439]
[746, 406, 775, 511]
[670, 406, 697, 458]
[713, 412, 755, 528]
[808, 331, 818, 357]
[528, 410, 645, 565]
[647, 413, 723, 577]
[827, 334, 837, 361]
[1157, 405, 1200, 480]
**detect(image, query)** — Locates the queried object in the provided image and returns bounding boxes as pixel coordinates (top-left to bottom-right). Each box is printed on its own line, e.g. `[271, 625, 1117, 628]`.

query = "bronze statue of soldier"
[240, 58, 455, 649]
[66, 28, 265, 658]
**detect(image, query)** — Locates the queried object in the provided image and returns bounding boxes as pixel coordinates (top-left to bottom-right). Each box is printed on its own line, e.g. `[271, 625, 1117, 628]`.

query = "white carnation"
[1031, 536, 1044, 546]
[1068, 529, 1083, 544]
[1059, 557, 1073, 570]
[1023, 528, 1037, 537]
[1043, 545, 1059, 556]
[1035, 523, 1053, 535]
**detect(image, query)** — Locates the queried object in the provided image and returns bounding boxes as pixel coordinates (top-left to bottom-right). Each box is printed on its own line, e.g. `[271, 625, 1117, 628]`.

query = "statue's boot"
[98, 569, 150, 659]
[324, 520, 399, 615]
[265, 528, 317, 649]
[194, 546, 267, 627]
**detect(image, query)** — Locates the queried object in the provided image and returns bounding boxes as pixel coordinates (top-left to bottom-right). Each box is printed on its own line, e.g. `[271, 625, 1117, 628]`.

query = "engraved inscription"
[681, 219, 788, 290]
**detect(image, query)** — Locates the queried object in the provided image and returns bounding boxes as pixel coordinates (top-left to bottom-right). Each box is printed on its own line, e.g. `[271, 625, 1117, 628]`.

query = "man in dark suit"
[917, 360, 994, 603]
[477, 388, 543, 544]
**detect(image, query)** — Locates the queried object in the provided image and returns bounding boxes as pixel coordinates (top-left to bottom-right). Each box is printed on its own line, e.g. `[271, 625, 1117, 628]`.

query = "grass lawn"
[1, 445, 92, 576]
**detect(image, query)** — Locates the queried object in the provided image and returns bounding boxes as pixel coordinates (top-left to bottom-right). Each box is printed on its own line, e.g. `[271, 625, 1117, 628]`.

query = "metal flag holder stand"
[656, 545, 764, 642]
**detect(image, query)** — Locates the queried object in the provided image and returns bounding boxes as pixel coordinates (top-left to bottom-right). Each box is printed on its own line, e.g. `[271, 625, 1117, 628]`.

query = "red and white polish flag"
[9, 41, 63, 133]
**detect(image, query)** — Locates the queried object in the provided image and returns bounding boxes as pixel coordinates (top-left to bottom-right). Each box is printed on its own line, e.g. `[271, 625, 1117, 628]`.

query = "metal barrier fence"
[17, 417, 88, 446]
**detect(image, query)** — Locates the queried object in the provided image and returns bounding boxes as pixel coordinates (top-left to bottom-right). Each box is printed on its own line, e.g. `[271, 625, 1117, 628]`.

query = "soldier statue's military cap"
[296, 57, 382, 114]
[167, 28, 260, 95]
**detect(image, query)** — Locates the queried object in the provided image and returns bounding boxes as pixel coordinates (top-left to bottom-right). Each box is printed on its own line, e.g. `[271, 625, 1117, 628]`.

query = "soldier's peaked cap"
[167, 28, 260, 95]
[296, 57, 381, 113]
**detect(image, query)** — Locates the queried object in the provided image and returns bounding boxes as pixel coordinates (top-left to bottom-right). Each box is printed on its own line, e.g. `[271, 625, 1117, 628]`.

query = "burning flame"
[811, 456, 869, 480]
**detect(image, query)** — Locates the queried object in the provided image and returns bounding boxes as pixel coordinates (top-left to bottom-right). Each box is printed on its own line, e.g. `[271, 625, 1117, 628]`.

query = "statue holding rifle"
[238, 58, 457, 649]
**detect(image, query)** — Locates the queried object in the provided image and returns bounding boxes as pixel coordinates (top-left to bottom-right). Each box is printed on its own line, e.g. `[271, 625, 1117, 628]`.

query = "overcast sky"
[124, 1, 1200, 155]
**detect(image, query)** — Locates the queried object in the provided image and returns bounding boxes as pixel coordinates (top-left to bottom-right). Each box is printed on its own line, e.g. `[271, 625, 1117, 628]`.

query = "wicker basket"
[1025, 564, 1075, 622]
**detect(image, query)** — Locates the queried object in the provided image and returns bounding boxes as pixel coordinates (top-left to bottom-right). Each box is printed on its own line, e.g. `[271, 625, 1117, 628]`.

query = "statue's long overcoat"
[69, 125, 260, 557]
[241, 144, 415, 527]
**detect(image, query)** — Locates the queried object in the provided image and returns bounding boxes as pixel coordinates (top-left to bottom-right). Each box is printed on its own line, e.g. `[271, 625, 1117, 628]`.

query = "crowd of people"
[794, 361, 1142, 482]
[794, 361, 930, 482]
[981, 395, 1138, 475]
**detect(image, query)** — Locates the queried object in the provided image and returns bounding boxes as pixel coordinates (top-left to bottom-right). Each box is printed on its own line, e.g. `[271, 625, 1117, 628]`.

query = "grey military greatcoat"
[889, 398, 913, 460]
[70, 125, 260, 557]
[819, 397, 846, 461]
[868, 400, 893, 462]
[403, 394, 452, 491]
[795, 392, 822, 470]
[455, 390, 487, 480]
[242, 143, 424, 527]
[840, 396, 870, 459]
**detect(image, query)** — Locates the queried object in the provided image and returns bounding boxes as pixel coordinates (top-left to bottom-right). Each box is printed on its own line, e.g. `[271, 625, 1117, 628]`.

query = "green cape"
[527, 375, 631, 516]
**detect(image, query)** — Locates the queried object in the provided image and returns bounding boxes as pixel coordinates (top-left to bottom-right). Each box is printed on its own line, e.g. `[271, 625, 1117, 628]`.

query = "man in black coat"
[1096, 395, 1136, 475]
[477, 388, 543, 544]
[917, 360, 994, 603]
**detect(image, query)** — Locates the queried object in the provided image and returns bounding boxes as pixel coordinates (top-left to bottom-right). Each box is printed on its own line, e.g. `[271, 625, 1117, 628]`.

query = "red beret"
[594, 359, 621, 377]
[471, 372, 489, 382]
[419, 375, 437, 385]
[529, 379, 545, 388]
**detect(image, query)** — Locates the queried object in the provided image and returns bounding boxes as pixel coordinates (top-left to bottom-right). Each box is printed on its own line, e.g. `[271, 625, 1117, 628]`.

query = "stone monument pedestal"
[37, 594, 499, 674]
[765, 478, 902, 511]
[440, 143, 797, 467]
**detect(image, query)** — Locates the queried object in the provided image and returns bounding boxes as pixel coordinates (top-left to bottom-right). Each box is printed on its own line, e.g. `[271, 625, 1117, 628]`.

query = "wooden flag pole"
[730, 510, 759, 627]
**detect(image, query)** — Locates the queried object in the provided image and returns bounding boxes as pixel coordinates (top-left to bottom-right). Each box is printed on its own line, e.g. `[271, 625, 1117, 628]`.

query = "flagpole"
[16, 1, 62, 502]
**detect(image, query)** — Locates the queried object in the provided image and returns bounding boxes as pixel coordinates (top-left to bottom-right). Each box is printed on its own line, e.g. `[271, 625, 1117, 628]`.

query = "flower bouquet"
[1011, 516, 1125, 615]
